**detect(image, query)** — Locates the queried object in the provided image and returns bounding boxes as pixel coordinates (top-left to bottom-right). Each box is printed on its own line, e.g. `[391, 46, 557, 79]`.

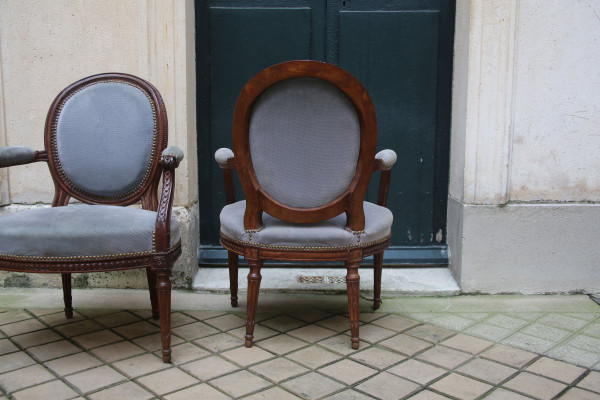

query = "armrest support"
[374, 149, 396, 207]
[154, 147, 185, 252]
[215, 148, 236, 205]
[0, 147, 46, 168]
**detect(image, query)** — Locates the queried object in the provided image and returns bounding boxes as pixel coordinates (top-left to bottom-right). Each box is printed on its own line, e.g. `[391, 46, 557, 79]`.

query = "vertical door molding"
[454, 0, 520, 205]
[0, 44, 8, 205]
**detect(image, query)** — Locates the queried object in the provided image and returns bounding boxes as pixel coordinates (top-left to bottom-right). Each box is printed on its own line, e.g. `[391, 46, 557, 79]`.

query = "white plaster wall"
[509, 0, 600, 202]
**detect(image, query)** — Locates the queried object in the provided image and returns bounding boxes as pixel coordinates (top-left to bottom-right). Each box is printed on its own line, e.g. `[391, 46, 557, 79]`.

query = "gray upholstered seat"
[0, 205, 179, 259]
[220, 200, 393, 249]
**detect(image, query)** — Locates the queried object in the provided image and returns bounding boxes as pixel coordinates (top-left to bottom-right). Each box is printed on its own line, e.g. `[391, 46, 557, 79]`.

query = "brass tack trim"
[220, 232, 391, 251]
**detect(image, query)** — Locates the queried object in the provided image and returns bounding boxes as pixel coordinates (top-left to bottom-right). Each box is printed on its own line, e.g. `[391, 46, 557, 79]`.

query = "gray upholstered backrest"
[54, 81, 156, 198]
[249, 77, 360, 208]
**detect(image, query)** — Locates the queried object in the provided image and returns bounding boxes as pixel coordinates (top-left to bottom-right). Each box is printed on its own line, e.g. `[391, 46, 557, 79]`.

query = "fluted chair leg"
[61, 273, 73, 319]
[155, 270, 172, 363]
[346, 256, 361, 349]
[228, 251, 239, 307]
[146, 267, 159, 320]
[245, 260, 262, 347]
[373, 252, 383, 310]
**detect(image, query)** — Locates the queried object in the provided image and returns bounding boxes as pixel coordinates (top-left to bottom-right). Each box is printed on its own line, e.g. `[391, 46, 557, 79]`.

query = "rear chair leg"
[245, 259, 262, 347]
[146, 267, 159, 319]
[228, 251, 239, 307]
[61, 273, 73, 319]
[346, 256, 361, 349]
[373, 252, 383, 310]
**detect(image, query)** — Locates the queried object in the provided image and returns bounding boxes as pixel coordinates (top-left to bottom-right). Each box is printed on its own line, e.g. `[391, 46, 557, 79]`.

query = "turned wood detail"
[245, 257, 263, 348]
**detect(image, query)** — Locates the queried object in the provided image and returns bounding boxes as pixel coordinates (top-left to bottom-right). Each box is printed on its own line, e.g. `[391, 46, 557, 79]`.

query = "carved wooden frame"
[0, 73, 180, 362]
[220, 61, 392, 349]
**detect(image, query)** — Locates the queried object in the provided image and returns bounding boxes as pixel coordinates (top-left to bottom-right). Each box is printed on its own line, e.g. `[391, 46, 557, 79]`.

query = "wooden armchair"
[0, 73, 182, 362]
[215, 61, 397, 349]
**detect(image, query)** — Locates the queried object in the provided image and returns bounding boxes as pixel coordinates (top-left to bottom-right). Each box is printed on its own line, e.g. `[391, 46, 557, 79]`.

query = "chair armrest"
[155, 146, 184, 252]
[215, 148, 235, 169]
[0, 146, 46, 168]
[375, 149, 397, 170]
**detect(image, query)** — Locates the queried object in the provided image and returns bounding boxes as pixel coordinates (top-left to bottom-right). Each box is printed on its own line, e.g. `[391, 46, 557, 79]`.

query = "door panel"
[196, 0, 455, 265]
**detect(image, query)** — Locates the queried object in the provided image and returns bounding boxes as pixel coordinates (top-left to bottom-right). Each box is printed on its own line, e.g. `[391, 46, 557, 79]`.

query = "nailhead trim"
[220, 232, 391, 251]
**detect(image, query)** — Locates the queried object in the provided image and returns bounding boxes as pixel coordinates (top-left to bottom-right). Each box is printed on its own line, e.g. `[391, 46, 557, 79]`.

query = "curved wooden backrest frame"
[232, 60, 378, 231]
[44, 73, 168, 209]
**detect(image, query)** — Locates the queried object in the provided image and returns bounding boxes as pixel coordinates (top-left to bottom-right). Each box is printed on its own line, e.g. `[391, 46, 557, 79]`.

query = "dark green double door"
[196, 0, 455, 265]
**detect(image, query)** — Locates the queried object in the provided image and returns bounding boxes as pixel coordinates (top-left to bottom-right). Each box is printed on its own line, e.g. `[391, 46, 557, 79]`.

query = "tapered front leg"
[155, 268, 172, 363]
[346, 252, 361, 349]
[61, 273, 73, 319]
[228, 251, 239, 307]
[146, 267, 159, 319]
[245, 259, 263, 347]
[373, 253, 383, 310]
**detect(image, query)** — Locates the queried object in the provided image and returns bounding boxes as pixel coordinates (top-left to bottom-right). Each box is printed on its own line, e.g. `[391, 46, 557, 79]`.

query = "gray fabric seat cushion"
[220, 201, 392, 249]
[0, 205, 179, 260]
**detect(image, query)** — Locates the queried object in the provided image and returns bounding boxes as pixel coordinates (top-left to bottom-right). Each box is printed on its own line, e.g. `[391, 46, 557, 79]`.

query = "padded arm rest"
[0, 146, 37, 167]
[375, 149, 397, 170]
[162, 146, 184, 164]
[215, 148, 235, 169]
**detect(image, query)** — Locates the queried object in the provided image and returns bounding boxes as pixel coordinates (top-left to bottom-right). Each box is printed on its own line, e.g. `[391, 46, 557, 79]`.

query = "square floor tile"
[584, 323, 600, 339]
[210, 370, 271, 398]
[502, 332, 555, 354]
[72, 329, 122, 349]
[249, 357, 309, 382]
[380, 334, 432, 356]
[371, 315, 419, 332]
[430, 373, 493, 400]
[521, 323, 572, 342]
[568, 335, 600, 354]
[0, 364, 55, 393]
[355, 372, 419, 400]
[0, 351, 36, 374]
[481, 344, 537, 368]
[405, 324, 455, 343]
[160, 342, 210, 365]
[45, 351, 102, 375]
[113, 353, 171, 378]
[292, 310, 331, 323]
[417, 346, 472, 369]
[39, 312, 85, 327]
[319, 359, 377, 385]
[318, 334, 370, 355]
[357, 324, 396, 343]
[55, 320, 103, 338]
[113, 321, 159, 339]
[0, 319, 46, 336]
[172, 322, 219, 340]
[260, 315, 306, 332]
[0, 338, 19, 355]
[411, 314, 475, 331]
[221, 345, 274, 367]
[327, 389, 375, 400]
[12, 379, 78, 400]
[464, 323, 513, 342]
[27, 340, 81, 361]
[148, 312, 197, 328]
[164, 383, 231, 400]
[204, 314, 246, 331]
[526, 356, 586, 383]
[503, 372, 567, 400]
[194, 333, 240, 352]
[288, 325, 337, 343]
[388, 359, 447, 385]
[11, 329, 63, 349]
[94, 311, 141, 328]
[484, 388, 533, 400]
[133, 333, 184, 351]
[486, 314, 528, 330]
[559, 387, 600, 400]
[359, 313, 386, 323]
[256, 334, 306, 355]
[0, 310, 32, 325]
[457, 358, 518, 385]
[547, 345, 600, 368]
[407, 390, 450, 400]
[316, 316, 351, 333]
[539, 314, 590, 331]
[440, 333, 493, 354]
[577, 371, 600, 393]
[77, 309, 116, 318]
[243, 387, 301, 400]
[91, 340, 145, 363]
[349, 346, 406, 369]
[66, 365, 126, 393]
[180, 355, 238, 380]
[89, 381, 153, 400]
[137, 368, 198, 396]
[286, 346, 342, 369]
[282, 372, 345, 399]
[181, 310, 226, 321]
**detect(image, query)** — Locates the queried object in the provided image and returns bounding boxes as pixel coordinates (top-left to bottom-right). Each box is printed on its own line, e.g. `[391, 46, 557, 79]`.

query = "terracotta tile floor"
[1, 305, 600, 399]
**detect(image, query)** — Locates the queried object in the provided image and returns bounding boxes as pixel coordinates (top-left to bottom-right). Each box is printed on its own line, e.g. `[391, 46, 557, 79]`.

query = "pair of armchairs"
[0, 61, 396, 363]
